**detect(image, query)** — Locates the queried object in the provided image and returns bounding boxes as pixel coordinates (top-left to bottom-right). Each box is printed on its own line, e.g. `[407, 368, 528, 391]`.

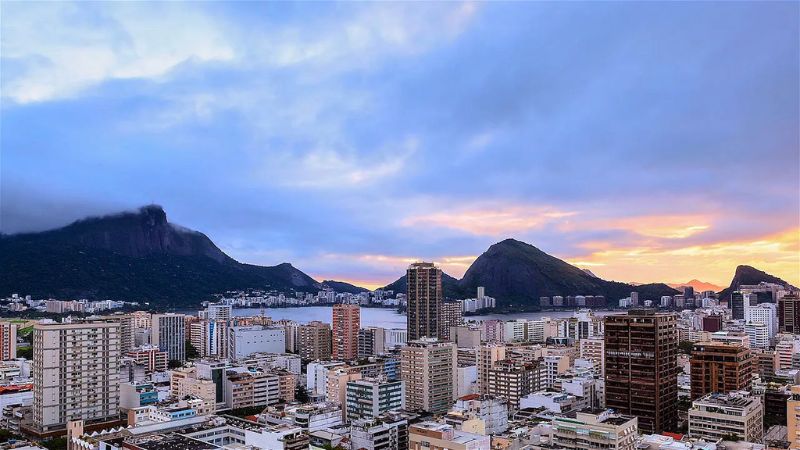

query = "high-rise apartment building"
[299, 321, 332, 360]
[476, 343, 506, 395]
[150, 313, 186, 362]
[332, 304, 360, 361]
[126, 345, 168, 372]
[407, 262, 442, 341]
[345, 378, 405, 422]
[690, 342, 754, 400]
[745, 302, 778, 340]
[779, 295, 800, 334]
[228, 325, 285, 360]
[32, 322, 121, 433]
[401, 338, 457, 414]
[487, 360, 541, 409]
[0, 322, 17, 361]
[358, 327, 386, 358]
[439, 301, 463, 341]
[604, 310, 678, 434]
[579, 336, 605, 374]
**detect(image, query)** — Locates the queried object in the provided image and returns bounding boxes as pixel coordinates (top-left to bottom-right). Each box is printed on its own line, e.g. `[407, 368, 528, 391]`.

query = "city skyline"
[2, 2, 798, 290]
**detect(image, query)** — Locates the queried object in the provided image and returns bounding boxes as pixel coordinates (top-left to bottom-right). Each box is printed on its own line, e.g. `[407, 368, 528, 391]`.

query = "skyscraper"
[401, 338, 456, 414]
[298, 321, 332, 360]
[150, 313, 186, 362]
[407, 262, 442, 341]
[778, 294, 800, 333]
[0, 322, 17, 361]
[332, 304, 360, 361]
[690, 341, 754, 400]
[439, 300, 463, 341]
[31, 322, 121, 434]
[605, 309, 678, 434]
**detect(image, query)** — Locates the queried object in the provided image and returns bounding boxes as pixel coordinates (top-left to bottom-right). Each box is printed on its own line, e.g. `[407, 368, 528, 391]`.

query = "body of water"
[180, 306, 623, 329]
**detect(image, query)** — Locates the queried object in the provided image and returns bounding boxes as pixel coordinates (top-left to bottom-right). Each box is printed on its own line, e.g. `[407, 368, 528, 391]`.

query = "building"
[224, 370, 280, 409]
[409, 421, 490, 450]
[702, 315, 723, 332]
[604, 310, 678, 434]
[401, 338, 457, 414]
[690, 341, 754, 399]
[451, 394, 508, 435]
[150, 313, 186, 362]
[551, 409, 638, 450]
[745, 322, 770, 350]
[350, 415, 409, 450]
[228, 325, 285, 360]
[688, 392, 763, 443]
[126, 345, 168, 372]
[579, 336, 605, 374]
[439, 301, 463, 341]
[476, 343, 505, 395]
[345, 378, 405, 421]
[779, 295, 800, 334]
[0, 322, 17, 361]
[746, 302, 778, 340]
[358, 327, 386, 358]
[487, 360, 540, 410]
[298, 321, 332, 360]
[332, 304, 360, 361]
[787, 385, 800, 449]
[32, 321, 121, 433]
[407, 262, 442, 341]
[206, 303, 232, 321]
[450, 326, 482, 349]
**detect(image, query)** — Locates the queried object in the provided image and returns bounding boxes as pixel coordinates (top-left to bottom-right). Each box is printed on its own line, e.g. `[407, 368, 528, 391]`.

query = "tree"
[186, 340, 200, 359]
[295, 385, 310, 403]
[678, 341, 695, 354]
[17, 347, 32, 360]
[168, 359, 183, 369]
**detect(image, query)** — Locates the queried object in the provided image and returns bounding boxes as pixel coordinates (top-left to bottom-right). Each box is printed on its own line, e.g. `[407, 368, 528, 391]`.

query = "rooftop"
[125, 433, 219, 450]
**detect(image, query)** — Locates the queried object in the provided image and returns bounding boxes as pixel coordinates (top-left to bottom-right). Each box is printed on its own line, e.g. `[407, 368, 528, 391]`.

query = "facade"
[150, 313, 186, 362]
[487, 360, 540, 409]
[779, 295, 800, 334]
[350, 416, 409, 450]
[228, 325, 285, 360]
[126, 345, 168, 372]
[345, 378, 405, 421]
[332, 304, 360, 361]
[604, 310, 678, 434]
[690, 341, 754, 400]
[224, 370, 280, 409]
[401, 338, 457, 414]
[451, 394, 509, 435]
[688, 392, 763, 443]
[476, 343, 505, 395]
[439, 301, 464, 341]
[745, 302, 778, 340]
[407, 262, 443, 341]
[0, 322, 17, 361]
[358, 327, 386, 358]
[788, 385, 800, 449]
[298, 321, 332, 360]
[579, 336, 605, 374]
[552, 410, 638, 450]
[32, 321, 121, 433]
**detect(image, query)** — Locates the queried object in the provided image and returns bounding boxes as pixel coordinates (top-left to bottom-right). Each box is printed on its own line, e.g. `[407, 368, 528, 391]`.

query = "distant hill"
[382, 238, 678, 307]
[667, 279, 723, 292]
[718, 265, 797, 300]
[321, 280, 369, 294]
[0, 205, 322, 306]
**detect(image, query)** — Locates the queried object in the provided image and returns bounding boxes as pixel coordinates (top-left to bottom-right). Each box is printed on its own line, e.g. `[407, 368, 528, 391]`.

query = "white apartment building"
[552, 409, 638, 450]
[205, 303, 233, 321]
[745, 322, 770, 349]
[228, 325, 285, 359]
[345, 378, 405, 421]
[578, 336, 605, 374]
[688, 392, 763, 443]
[32, 321, 121, 433]
[745, 303, 777, 340]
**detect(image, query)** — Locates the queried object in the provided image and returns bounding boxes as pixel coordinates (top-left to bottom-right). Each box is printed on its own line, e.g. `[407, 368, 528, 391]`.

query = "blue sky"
[2, 2, 798, 288]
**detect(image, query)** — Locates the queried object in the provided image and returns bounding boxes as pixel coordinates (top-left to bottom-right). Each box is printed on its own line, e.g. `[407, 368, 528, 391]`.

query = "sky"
[1, 2, 798, 290]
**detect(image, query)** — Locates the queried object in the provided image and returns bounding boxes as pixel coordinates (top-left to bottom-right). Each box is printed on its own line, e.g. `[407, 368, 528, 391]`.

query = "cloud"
[403, 205, 577, 236]
[1, 3, 236, 103]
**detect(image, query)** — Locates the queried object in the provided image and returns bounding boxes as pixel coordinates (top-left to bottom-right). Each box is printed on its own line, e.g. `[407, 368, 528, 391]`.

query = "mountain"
[582, 269, 599, 278]
[321, 280, 369, 294]
[0, 205, 322, 306]
[667, 279, 723, 292]
[718, 265, 797, 300]
[457, 239, 677, 307]
[381, 238, 678, 307]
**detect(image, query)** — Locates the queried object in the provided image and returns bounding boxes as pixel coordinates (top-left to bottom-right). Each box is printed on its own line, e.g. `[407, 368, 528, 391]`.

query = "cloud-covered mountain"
[0, 205, 321, 306]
